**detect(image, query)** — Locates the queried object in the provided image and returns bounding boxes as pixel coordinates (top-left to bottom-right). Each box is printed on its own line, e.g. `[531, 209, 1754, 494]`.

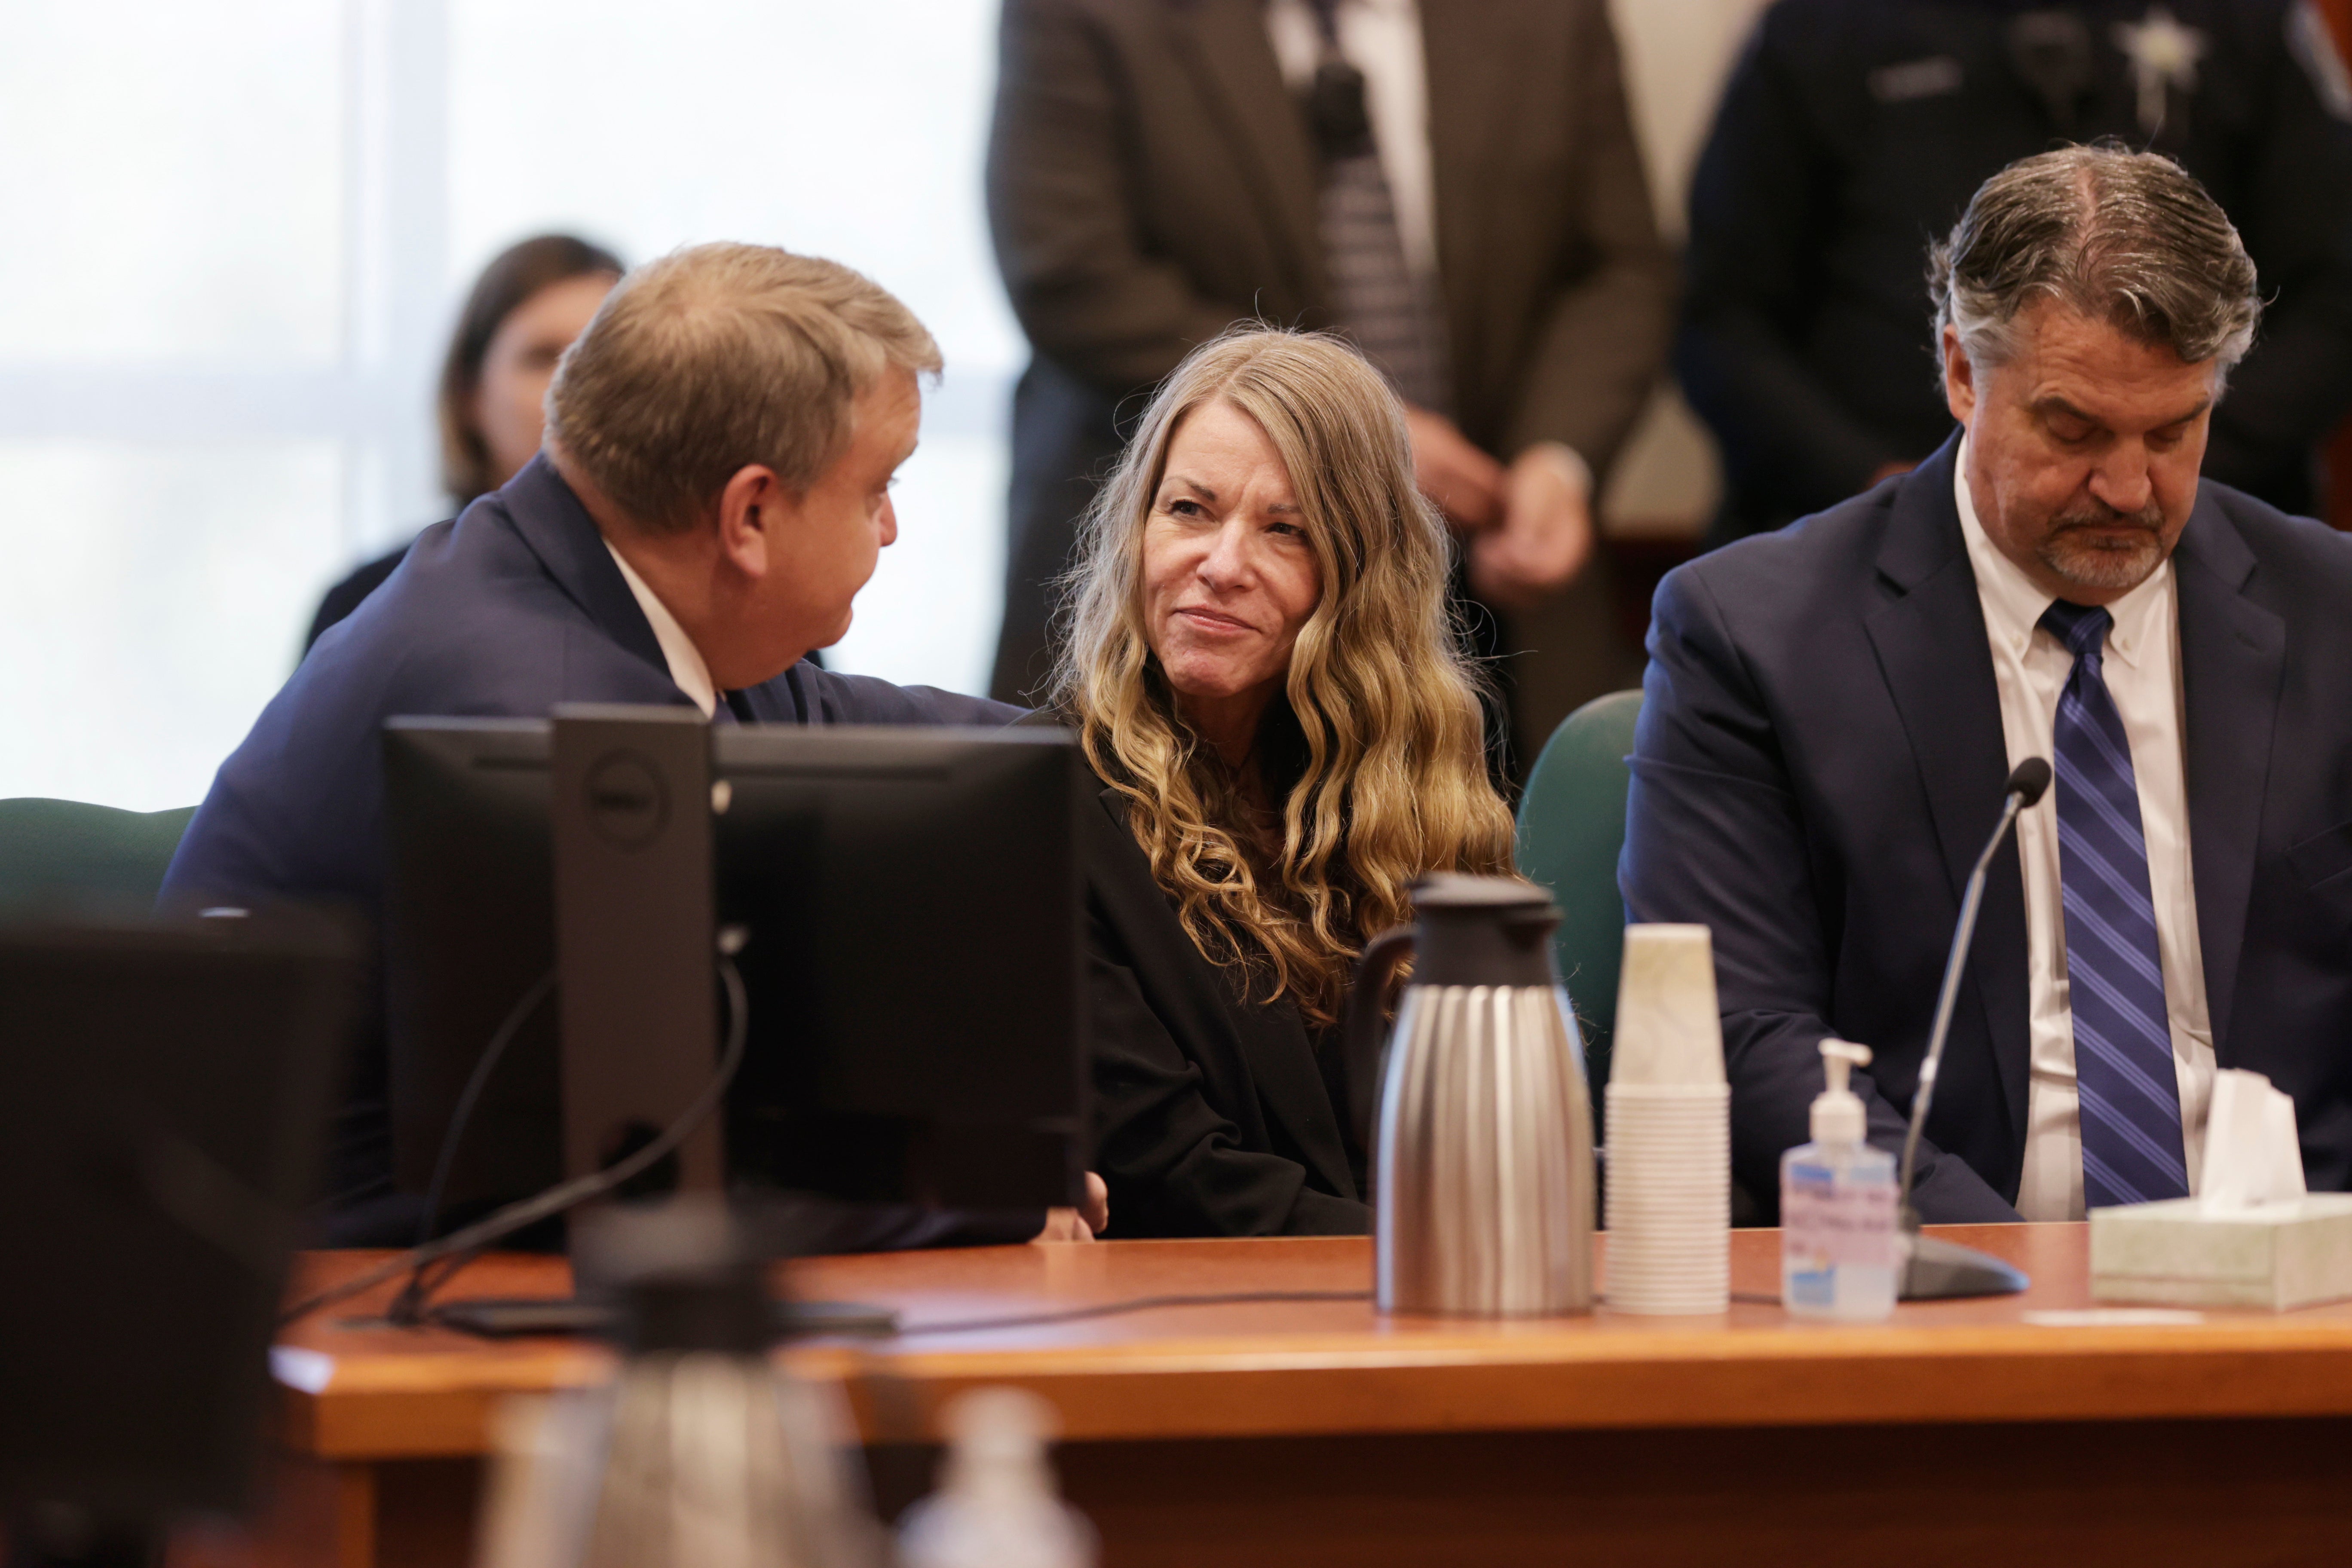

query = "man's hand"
[1033, 1172, 1111, 1243]
[1467, 443, 1596, 610]
[1406, 405, 1505, 530]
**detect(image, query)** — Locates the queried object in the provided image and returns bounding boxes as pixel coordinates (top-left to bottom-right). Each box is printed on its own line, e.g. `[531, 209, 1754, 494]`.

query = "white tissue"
[2091, 1071, 2350, 1311]
[2199, 1069, 2306, 1212]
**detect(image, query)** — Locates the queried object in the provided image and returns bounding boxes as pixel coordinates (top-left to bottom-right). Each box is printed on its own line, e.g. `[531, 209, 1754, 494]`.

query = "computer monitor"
[381, 718, 1084, 1222]
[0, 914, 360, 1525]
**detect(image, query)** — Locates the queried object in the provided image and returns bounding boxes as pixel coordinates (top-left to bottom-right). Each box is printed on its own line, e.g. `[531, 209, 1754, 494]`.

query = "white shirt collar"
[602, 539, 717, 718]
[1953, 433, 2171, 670]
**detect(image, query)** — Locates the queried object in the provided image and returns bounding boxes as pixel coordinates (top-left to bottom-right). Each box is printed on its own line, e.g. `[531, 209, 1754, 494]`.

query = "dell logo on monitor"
[583, 750, 668, 849]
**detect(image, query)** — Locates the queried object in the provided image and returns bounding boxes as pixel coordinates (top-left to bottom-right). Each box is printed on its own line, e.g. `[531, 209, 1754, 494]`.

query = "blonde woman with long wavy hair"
[1050, 327, 1516, 1237]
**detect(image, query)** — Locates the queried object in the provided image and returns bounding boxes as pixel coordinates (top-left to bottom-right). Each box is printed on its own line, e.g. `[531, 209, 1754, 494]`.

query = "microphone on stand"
[1896, 757, 2051, 1300]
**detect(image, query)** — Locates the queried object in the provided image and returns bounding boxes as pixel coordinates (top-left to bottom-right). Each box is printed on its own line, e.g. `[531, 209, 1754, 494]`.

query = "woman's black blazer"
[1083, 783, 1369, 1237]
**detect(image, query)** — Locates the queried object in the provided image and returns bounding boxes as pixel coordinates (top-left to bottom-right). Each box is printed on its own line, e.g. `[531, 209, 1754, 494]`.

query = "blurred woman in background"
[1054, 328, 1517, 1237]
[304, 233, 623, 648]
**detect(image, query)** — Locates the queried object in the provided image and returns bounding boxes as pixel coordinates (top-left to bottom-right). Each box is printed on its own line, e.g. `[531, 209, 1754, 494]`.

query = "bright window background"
[0, 0, 1017, 810]
[0, 0, 1781, 811]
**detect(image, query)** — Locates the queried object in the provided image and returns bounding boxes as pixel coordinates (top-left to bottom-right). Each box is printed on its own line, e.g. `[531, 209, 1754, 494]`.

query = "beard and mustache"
[2033, 494, 2171, 594]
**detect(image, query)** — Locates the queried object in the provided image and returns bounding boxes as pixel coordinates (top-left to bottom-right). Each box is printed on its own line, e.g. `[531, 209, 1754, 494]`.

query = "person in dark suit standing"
[306, 234, 623, 648]
[1624, 147, 2352, 1223]
[986, 0, 1673, 770]
[165, 245, 1095, 1245]
[1681, 0, 2352, 544]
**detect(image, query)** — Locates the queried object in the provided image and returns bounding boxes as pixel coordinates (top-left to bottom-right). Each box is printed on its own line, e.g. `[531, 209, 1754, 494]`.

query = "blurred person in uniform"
[305, 234, 624, 648]
[1680, 0, 2352, 544]
[986, 0, 1674, 772]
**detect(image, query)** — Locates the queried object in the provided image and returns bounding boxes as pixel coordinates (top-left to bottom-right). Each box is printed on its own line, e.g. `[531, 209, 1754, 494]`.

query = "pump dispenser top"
[1783, 1039, 1898, 1321]
[899, 1388, 1096, 1568]
[1811, 1040, 1871, 1145]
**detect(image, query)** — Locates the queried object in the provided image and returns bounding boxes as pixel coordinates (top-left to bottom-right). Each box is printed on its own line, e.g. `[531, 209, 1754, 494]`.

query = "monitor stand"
[551, 704, 726, 1199]
[419, 710, 898, 1341]
[1899, 1228, 2030, 1300]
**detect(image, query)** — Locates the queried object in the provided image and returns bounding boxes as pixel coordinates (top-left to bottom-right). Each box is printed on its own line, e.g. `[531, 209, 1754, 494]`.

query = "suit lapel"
[498, 454, 670, 679]
[2171, 501, 2284, 1058]
[1167, 0, 1323, 309]
[1861, 437, 2031, 1151]
[1421, 0, 1524, 404]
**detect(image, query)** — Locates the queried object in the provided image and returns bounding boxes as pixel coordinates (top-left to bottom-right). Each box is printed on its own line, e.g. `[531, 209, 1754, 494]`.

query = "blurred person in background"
[1680, 0, 2352, 546]
[987, 0, 1673, 775]
[304, 233, 624, 648]
[1049, 328, 1516, 1237]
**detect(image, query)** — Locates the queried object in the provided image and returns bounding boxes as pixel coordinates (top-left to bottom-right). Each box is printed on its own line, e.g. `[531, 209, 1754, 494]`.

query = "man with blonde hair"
[166, 244, 1026, 1243]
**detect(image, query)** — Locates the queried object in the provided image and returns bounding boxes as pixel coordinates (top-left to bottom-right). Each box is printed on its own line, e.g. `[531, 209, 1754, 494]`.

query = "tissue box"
[2090, 1194, 2352, 1311]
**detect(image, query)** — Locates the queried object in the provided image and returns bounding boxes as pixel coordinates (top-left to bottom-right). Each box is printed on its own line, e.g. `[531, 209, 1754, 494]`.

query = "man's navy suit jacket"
[1621, 433, 2352, 1222]
[162, 454, 1017, 1239]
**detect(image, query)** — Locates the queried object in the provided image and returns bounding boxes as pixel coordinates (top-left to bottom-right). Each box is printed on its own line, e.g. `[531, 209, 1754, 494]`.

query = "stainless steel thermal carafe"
[1341, 874, 1595, 1316]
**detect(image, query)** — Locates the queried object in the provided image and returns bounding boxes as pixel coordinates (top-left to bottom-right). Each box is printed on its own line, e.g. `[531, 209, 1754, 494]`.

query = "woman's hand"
[1033, 1172, 1112, 1242]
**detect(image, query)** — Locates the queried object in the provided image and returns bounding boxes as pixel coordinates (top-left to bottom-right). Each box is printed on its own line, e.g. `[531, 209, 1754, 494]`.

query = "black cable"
[412, 970, 555, 1248]
[380, 970, 557, 1324]
[386, 1242, 485, 1329]
[312, 974, 554, 1224]
[890, 1286, 1786, 1335]
[891, 1289, 1372, 1337]
[279, 949, 751, 1329]
[900, 1283, 1797, 1335]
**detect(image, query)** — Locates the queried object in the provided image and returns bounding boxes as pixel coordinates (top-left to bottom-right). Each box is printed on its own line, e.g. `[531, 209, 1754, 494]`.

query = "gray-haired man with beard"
[1622, 145, 2352, 1225]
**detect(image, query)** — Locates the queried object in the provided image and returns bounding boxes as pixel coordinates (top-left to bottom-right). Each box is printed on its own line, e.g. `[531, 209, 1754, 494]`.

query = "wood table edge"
[280, 1330, 2352, 1456]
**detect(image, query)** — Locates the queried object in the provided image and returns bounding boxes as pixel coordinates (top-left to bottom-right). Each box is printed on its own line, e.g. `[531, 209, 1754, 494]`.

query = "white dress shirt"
[1954, 438, 2216, 1220]
[1266, 0, 1439, 286]
[603, 540, 717, 718]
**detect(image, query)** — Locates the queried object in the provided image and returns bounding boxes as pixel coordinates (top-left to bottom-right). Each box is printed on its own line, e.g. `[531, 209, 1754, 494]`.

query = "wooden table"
[248, 1225, 2352, 1567]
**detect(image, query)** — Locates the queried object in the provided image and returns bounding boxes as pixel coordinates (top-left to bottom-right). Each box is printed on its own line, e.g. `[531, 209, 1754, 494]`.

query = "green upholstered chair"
[1514, 689, 1643, 1100]
[0, 797, 199, 914]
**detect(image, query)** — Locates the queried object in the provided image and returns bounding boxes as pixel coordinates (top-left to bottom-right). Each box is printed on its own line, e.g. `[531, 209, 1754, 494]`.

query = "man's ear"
[1941, 325, 1978, 427]
[715, 464, 793, 579]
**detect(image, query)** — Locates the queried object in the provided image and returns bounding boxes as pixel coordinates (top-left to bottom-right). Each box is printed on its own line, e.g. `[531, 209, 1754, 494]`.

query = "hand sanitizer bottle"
[899, 1387, 1097, 1568]
[1781, 1039, 1898, 1320]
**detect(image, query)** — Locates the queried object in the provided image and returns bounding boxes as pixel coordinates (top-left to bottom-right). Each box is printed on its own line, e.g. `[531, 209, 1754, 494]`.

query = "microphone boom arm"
[1897, 790, 2027, 1223]
[1892, 757, 2046, 1301]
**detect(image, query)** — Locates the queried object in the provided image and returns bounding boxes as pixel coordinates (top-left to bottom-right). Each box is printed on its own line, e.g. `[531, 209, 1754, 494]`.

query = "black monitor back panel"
[717, 725, 1082, 1209]
[382, 720, 1084, 1215]
[0, 916, 359, 1520]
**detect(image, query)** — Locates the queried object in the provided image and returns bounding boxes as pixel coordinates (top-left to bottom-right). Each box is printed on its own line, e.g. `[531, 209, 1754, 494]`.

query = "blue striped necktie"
[2040, 599, 2189, 1207]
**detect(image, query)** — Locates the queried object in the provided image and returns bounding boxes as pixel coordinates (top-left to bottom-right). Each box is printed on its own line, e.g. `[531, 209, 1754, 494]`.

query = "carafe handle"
[1341, 925, 1418, 1163]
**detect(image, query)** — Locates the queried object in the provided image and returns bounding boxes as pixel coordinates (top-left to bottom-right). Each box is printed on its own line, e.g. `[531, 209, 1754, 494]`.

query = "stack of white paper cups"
[1604, 924, 1730, 1314]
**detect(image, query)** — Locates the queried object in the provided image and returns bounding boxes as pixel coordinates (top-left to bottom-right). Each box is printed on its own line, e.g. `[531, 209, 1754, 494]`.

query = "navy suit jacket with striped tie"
[1621, 431, 2352, 1222]
[163, 453, 1023, 1244]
